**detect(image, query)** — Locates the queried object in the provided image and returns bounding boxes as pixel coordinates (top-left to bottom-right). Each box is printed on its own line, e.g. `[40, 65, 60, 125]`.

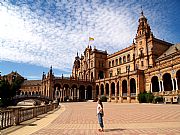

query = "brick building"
[72, 11, 180, 103]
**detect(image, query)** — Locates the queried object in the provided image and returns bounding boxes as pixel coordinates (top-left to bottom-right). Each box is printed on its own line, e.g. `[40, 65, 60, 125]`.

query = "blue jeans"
[98, 113, 104, 128]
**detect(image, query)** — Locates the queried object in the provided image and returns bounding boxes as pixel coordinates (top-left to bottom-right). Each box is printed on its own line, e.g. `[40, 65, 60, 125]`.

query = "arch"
[29, 92, 31, 95]
[122, 80, 127, 96]
[79, 85, 85, 100]
[54, 83, 61, 100]
[21, 92, 24, 95]
[111, 82, 115, 96]
[176, 70, 180, 90]
[25, 92, 27, 95]
[127, 54, 130, 62]
[163, 73, 172, 91]
[119, 57, 122, 64]
[96, 85, 99, 97]
[106, 83, 109, 95]
[100, 84, 104, 95]
[36, 91, 38, 95]
[91, 72, 93, 80]
[86, 85, 92, 100]
[130, 78, 136, 96]
[112, 60, 114, 67]
[123, 56, 126, 63]
[151, 76, 159, 92]
[32, 91, 35, 95]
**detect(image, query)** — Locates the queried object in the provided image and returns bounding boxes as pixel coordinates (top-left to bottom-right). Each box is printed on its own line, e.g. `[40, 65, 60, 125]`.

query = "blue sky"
[0, 0, 180, 80]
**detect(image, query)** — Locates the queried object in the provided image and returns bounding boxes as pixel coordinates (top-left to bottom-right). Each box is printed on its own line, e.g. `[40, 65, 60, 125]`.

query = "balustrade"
[0, 103, 58, 130]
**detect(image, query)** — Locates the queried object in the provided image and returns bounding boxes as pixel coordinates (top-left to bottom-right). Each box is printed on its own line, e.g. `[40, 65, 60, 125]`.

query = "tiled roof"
[22, 80, 41, 86]
[157, 43, 180, 60]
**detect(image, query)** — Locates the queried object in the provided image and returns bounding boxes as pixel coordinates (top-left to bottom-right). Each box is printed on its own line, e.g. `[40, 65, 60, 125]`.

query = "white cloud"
[0, 0, 179, 75]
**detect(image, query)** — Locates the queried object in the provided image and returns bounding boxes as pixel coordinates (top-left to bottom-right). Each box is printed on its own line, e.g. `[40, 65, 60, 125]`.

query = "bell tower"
[135, 10, 153, 70]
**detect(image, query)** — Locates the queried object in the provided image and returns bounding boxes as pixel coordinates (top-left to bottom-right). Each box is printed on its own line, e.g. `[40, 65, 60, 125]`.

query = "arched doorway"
[122, 80, 127, 97]
[106, 83, 109, 96]
[130, 78, 136, 97]
[79, 85, 85, 100]
[86, 85, 92, 100]
[177, 70, 180, 90]
[54, 83, 61, 100]
[111, 82, 115, 96]
[151, 76, 159, 92]
[117, 81, 119, 96]
[100, 84, 104, 95]
[63, 84, 70, 101]
[96, 85, 99, 97]
[163, 73, 172, 91]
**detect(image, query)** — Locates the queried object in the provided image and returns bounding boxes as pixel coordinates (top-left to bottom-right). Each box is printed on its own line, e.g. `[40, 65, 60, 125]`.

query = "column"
[159, 80, 162, 92]
[74, 88, 76, 100]
[104, 84, 106, 96]
[115, 82, 118, 103]
[63, 87, 65, 102]
[119, 81, 123, 103]
[150, 83, 152, 93]
[85, 90, 87, 100]
[108, 83, 111, 102]
[72, 88, 74, 100]
[161, 80, 164, 91]
[127, 79, 131, 103]
[60, 88, 62, 102]
[77, 88, 79, 99]
[175, 77, 179, 91]
[172, 78, 175, 91]
[70, 88, 72, 99]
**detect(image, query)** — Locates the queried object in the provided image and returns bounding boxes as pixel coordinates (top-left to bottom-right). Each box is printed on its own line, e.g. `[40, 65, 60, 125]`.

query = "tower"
[135, 10, 153, 70]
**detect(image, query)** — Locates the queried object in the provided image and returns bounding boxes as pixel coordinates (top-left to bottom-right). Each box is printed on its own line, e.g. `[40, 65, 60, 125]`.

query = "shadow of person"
[105, 128, 125, 132]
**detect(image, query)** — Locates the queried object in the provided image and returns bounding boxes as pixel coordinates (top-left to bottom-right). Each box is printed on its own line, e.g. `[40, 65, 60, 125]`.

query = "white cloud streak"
[0, 0, 179, 74]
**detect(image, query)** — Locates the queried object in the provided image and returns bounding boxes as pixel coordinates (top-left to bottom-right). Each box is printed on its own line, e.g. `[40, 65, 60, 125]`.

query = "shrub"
[100, 95, 107, 102]
[138, 91, 154, 103]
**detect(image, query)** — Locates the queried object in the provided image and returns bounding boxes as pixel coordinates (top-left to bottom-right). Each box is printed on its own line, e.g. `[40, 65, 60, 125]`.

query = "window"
[127, 54, 130, 62]
[116, 59, 118, 66]
[112, 60, 114, 67]
[110, 72, 112, 77]
[123, 56, 126, 63]
[117, 68, 121, 75]
[126, 65, 130, 72]
[109, 61, 111, 67]
[91, 62, 93, 67]
[141, 61, 144, 67]
[119, 57, 122, 64]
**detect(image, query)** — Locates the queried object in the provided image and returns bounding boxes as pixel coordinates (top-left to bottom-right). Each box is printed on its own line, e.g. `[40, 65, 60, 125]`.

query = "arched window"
[119, 57, 122, 64]
[116, 59, 118, 66]
[112, 60, 114, 67]
[109, 61, 111, 67]
[123, 56, 126, 63]
[127, 54, 130, 62]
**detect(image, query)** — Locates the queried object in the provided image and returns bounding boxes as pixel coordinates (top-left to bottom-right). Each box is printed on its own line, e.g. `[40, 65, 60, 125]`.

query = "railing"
[0, 103, 58, 130]
[130, 93, 136, 97]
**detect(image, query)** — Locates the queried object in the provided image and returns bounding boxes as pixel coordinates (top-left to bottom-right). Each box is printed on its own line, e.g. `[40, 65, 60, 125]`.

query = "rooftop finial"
[141, 6, 143, 16]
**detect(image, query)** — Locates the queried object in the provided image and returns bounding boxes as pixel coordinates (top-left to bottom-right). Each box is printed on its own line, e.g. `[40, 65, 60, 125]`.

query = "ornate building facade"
[72, 11, 180, 103]
[5, 11, 179, 103]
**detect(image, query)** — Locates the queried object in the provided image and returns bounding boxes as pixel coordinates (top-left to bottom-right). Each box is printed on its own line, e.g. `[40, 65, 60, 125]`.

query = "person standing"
[97, 99, 104, 132]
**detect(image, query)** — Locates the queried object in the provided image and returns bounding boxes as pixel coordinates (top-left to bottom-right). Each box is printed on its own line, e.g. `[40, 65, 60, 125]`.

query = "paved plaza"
[2, 102, 180, 135]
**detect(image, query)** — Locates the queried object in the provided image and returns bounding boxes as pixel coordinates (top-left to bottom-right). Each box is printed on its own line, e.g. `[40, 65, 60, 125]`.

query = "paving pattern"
[29, 102, 180, 135]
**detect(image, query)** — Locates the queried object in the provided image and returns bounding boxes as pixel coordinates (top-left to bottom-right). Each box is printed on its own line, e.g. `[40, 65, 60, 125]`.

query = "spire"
[77, 52, 78, 57]
[141, 6, 143, 16]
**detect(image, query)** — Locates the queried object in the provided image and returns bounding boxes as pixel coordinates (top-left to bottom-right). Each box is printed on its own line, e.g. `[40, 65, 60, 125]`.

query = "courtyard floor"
[2, 102, 180, 135]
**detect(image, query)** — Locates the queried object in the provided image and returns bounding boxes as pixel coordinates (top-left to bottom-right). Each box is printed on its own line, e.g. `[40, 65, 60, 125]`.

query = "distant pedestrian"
[97, 99, 104, 132]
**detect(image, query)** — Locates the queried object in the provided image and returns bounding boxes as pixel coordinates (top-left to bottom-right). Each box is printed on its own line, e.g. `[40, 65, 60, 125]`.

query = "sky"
[0, 0, 180, 80]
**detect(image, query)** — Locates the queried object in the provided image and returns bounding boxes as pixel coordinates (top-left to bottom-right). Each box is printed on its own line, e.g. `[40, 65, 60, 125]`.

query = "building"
[3, 11, 179, 103]
[72, 11, 180, 103]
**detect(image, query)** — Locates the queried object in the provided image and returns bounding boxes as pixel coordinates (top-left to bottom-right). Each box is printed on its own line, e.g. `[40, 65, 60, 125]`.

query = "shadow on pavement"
[105, 128, 125, 132]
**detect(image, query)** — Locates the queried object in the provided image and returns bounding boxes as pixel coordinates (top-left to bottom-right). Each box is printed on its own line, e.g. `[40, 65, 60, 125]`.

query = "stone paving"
[3, 102, 180, 135]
